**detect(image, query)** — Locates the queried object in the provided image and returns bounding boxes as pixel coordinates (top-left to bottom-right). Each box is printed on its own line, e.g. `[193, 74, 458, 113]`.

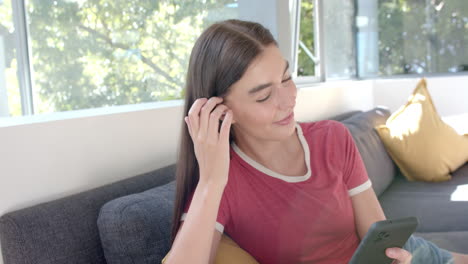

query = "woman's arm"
[164, 180, 224, 264]
[165, 97, 233, 264]
[351, 188, 412, 264]
[350, 188, 386, 239]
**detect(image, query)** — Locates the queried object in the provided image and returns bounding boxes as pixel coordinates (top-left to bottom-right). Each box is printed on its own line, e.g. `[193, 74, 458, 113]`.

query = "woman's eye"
[256, 94, 271, 103]
[282, 76, 292, 83]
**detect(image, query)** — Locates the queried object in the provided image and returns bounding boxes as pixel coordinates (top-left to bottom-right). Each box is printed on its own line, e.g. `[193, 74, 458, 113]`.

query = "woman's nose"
[277, 82, 297, 109]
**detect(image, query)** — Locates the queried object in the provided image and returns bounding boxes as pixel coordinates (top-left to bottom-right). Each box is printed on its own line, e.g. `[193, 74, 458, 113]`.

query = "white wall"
[295, 80, 374, 121]
[373, 75, 468, 117]
[0, 102, 183, 216]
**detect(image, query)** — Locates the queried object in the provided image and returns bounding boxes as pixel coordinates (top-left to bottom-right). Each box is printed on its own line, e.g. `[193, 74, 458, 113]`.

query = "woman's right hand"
[185, 97, 233, 188]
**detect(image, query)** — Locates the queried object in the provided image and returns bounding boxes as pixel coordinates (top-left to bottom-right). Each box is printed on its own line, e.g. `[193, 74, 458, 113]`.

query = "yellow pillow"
[375, 78, 468, 182]
[162, 234, 258, 264]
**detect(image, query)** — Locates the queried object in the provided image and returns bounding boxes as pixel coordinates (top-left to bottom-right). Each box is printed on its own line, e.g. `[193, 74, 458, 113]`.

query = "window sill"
[0, 99, 184, 128]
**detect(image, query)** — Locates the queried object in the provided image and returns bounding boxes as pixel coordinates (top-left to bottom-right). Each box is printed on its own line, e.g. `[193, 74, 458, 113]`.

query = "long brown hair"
[171, 19, 277, 243]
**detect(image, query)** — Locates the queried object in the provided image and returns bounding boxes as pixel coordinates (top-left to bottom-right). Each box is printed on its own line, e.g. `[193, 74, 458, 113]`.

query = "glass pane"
[0, 0, 21, 117]
[378, 0, 468, 75]
[297, 0, 315, 77]
[322, 0, 356, 79]
[25, 0, 238, 114]
[355, 0, 379, 77]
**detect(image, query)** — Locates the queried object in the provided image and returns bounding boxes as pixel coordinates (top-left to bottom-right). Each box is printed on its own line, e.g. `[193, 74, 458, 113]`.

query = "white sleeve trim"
[348, 179, 372, 196]
[180, 213, 225, 233]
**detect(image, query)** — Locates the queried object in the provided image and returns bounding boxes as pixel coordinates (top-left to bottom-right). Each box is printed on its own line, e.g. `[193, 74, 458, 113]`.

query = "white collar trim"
[232, 123, 312, 183]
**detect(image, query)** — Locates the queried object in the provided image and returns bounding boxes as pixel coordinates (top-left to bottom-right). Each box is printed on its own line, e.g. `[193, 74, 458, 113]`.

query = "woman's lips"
[274, 112, 294, 125]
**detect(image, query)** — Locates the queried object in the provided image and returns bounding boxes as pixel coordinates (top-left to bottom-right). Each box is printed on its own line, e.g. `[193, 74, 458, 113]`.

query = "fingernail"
[387, 248, 396, 257]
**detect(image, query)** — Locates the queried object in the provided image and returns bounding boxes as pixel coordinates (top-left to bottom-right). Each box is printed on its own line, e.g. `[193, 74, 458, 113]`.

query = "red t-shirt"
[182, 120, 371, 264]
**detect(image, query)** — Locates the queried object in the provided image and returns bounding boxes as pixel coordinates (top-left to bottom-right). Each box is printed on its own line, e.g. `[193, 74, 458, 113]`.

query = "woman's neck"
[233, 126, 304, 174]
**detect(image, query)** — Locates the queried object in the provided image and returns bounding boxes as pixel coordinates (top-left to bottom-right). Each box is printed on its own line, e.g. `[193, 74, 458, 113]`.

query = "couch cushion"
[98, 181, 176, 264]
[162, 235, 259, 264]
[379, 163, 468, 232]
[340, 107, 395, 196]
[0, 164, 176, 264]
[328, 110, 363, 122]
[375, 79, 468, 182]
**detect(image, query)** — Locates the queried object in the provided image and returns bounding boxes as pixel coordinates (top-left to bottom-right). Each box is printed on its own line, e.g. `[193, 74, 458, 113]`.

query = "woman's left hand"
[386, 247, 412, 264]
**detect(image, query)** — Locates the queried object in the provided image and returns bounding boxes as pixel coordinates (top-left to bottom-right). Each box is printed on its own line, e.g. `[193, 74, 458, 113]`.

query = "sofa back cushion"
[340, 107, 395, 196]
[0, 165, 175, 264]
[98, 181, 176, 264]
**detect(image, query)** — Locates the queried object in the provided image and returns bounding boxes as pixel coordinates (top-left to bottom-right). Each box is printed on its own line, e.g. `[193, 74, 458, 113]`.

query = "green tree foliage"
[378, 0, 467, 75]
[26, 0, 235, 112]
[297, 1, 315, 76]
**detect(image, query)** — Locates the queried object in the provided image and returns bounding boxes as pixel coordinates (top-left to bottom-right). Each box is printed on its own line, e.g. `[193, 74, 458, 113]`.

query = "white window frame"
[293, 0, 324, 86]
[11, 0, 34, 116]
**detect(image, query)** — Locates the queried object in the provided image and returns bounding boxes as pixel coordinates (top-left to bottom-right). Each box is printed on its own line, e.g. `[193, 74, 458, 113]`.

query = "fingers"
[198, 97, 223, 139]
[185, 97, 231, 142]
[207, 104, 229, 140]
[187, 98, 208, 138]
[219, 110, 233, 142]
[386, 248, 412, 264]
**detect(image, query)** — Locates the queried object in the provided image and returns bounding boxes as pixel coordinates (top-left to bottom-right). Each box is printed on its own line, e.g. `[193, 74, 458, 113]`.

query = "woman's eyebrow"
[248, 60, 290, 95]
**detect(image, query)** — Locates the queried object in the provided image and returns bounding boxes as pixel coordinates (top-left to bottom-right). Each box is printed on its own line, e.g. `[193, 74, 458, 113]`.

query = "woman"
[164, 19, 467, 264]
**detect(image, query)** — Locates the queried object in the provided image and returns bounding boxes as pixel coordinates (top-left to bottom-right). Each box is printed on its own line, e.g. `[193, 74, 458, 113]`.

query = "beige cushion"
[375, 78, 468, 182]
[162, 234, 258, 263]
[213, 235, 259, 263]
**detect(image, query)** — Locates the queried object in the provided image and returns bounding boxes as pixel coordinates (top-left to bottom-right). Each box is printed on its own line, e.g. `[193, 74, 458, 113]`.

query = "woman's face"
[224, 44, 297, 142]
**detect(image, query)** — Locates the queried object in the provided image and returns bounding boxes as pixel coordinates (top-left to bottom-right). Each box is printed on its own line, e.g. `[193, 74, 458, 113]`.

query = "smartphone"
[348, 217, 419, 264]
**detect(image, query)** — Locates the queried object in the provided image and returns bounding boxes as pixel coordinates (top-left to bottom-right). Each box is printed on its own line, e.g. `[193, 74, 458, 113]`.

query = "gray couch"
[1, 107, 467, 264]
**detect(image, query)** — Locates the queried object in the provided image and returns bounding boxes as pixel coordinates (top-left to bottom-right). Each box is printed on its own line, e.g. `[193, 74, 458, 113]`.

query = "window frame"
[293, 0, 324, 84]
[11, 0, 34, 116]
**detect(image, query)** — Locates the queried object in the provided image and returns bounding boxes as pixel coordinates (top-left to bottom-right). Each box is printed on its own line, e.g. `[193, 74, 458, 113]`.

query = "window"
[0, 0, 21, 117]
[3, 0, 466, 117]
[322, 0, 356, 79]
[4, 0, 305, 117]
[296, 1, 316, 77]
[3, 0, 239, 116]
[27, 0, 239, 114]
[357, 0, 468, 77]
[297, 0, 356, 80]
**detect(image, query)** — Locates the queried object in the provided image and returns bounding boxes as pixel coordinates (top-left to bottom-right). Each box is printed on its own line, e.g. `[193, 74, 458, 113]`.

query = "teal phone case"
[349, 217, 419, 264]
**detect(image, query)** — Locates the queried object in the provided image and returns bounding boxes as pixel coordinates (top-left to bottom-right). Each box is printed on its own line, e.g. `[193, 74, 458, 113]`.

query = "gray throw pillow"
[340, 107, 395, 196]
[97, 181, 175, 264]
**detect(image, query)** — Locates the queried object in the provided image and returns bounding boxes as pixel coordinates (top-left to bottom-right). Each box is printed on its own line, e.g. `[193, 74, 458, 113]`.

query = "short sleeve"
[180, 187, 231, 233]
[337, 122, 372, 196]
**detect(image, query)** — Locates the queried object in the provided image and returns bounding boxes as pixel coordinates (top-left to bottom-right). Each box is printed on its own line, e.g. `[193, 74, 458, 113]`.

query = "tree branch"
[78, 24, 178, 85]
